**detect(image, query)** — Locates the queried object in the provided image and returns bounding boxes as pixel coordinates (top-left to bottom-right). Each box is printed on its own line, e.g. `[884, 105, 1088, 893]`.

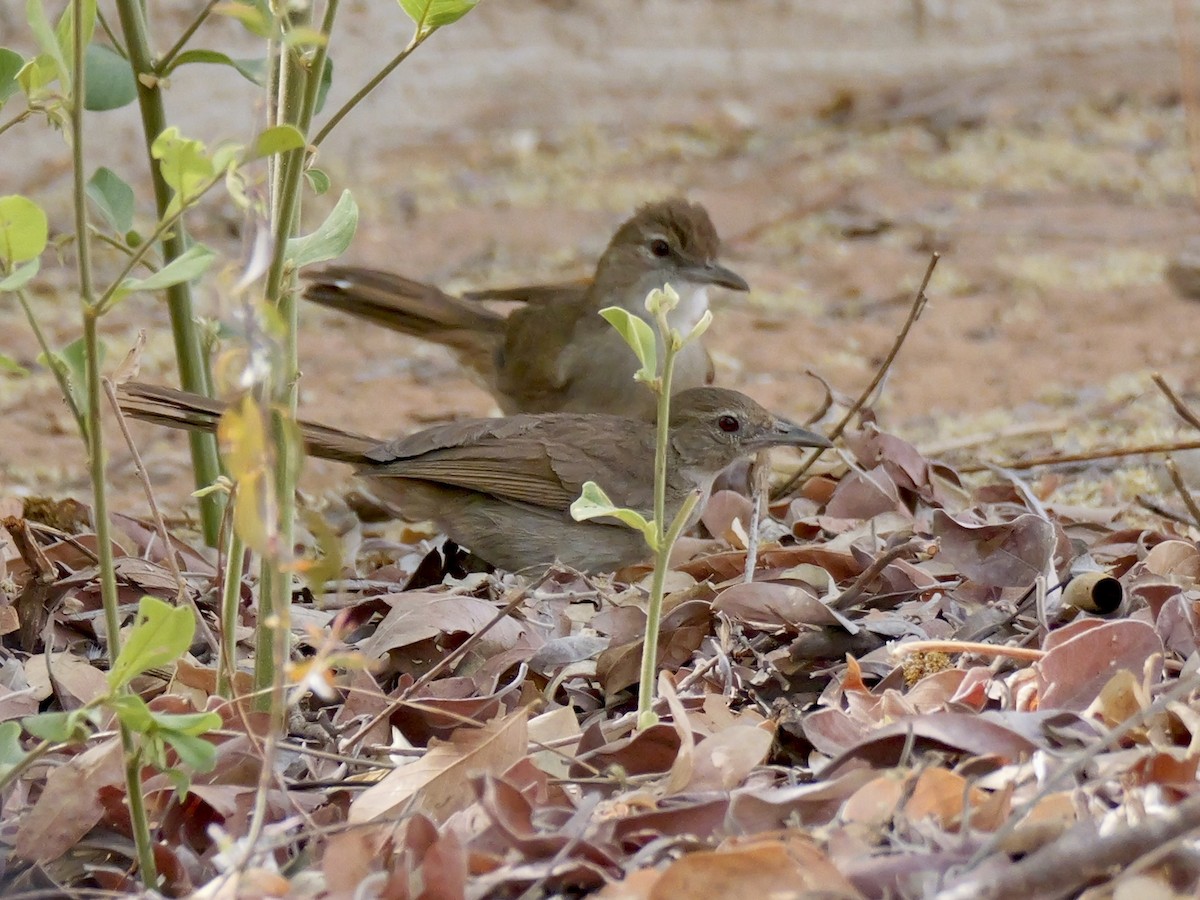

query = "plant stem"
[15, 288, 84, 434]
[71, 0, 157, 885]
[114, 0, 224, 545]
[311, 33, 422, 147]
[155, 0, 220, 73]
[254, 0, 338, 706]
[635, 326, 678, 729]
[218, 529, 245, 699]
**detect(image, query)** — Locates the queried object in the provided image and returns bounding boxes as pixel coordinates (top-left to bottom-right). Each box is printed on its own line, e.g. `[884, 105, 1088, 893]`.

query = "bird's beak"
[682, 261, 750, 292]
[750, 418, 832, 451]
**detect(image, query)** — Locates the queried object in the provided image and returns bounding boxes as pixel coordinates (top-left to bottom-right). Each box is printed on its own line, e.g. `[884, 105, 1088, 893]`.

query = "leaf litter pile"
[7, 387, 1200, 898]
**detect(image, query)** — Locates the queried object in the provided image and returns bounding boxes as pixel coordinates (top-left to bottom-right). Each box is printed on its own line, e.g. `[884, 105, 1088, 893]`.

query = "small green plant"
[570, 284, 712, 729]
[2, 0, 481, 886]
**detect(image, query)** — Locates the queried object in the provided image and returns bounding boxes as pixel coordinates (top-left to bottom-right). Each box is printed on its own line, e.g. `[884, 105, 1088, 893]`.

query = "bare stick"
[937, 791, 1200, 900]
[773, 253, 937, 499]
[743, 450, 770, 583]
[1152, 371, 1200, 432]
[830, 538, 926, 611]
[891, 639, 1045, 663]
[955, 438, 1200, 474]
[103, 377, 219, 655]
[1165, 457, 1200, 529]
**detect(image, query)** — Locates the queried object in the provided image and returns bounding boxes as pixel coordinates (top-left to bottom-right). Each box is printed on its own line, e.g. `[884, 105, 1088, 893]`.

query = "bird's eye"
[717, 415, 740, 433]
[649, 238, 671, 258]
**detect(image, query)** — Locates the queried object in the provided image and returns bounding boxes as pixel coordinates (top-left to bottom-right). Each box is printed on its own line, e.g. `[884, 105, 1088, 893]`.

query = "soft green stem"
[155, 0, 220, 73]
[635, 325, 679, 728]
[15, 288, 84, 434]
[218, 523, 245, 699]
[71, 0, 157, 885]
[114, 0, 224, 546]
[0, 108, 34, 140]
[311, 32, 421, 147]
[94, 169, 225, 315]
[254, 1, 338, 706]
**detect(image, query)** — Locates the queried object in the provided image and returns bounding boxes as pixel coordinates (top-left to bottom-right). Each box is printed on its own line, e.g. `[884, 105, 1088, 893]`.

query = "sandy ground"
[4, 0, 1200, 517]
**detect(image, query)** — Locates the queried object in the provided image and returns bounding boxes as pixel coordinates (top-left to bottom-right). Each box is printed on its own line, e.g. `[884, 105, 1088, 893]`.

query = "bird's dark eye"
[649, 238, 671, 258]
[718, 415, 740, 433]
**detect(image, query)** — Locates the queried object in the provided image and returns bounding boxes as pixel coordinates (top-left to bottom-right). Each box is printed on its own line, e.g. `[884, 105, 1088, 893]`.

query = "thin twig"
[743, 450, 770, 583]
[891, 639, 1046, 663]
[1165, 457, 1200, 529]
[1152, 371, 1200, 431]
[773, 253, 937, 499]
[103, 376, 220, 655]
[341, 587, 530, 750]
[829, 538, 926, 611]
[955, 438, 1200, 474]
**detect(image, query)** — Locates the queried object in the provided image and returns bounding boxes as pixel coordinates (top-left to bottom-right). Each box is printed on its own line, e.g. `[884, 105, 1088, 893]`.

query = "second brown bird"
[303, 199, 747, 419]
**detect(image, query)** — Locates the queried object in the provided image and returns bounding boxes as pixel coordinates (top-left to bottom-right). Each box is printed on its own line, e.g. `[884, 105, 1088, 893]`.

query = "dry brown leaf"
[14, 738, 124, 862]
[1037, 619, 1163, 712]
[645, 832, 862, 899]
[349, 708, 529, 824]
[932, 509, 1055, 588]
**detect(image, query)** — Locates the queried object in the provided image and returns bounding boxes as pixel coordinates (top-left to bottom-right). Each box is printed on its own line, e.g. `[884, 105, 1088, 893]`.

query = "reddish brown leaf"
[932, 509, 1055, 587]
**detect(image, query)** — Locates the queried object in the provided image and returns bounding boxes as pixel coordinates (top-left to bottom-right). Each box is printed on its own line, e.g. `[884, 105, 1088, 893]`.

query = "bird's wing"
[362, 415, 635, 509]
[462, 281, 589, 306]
[490, 295, 594, 410]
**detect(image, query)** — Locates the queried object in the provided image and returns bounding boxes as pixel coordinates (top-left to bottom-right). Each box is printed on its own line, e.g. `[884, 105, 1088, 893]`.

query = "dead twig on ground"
[773, 253, 938, 499]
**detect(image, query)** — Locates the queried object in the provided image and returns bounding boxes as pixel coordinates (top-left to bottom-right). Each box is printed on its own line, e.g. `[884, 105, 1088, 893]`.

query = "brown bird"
[303, 199, 748, 419]
[118, 383, 828, 572]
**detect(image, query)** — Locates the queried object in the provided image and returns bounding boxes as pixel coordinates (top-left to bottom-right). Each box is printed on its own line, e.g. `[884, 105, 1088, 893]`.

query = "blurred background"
[4, 0, 1200, 511]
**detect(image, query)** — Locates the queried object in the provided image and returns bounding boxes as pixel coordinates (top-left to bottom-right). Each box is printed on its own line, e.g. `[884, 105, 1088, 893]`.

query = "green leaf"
[286, 189, 358, 268]
[0, 258, 40, 292]
[0, 721, 23, 778]
[251, 124, 305, 159]
[0, 48, 25, 106]
[150, 127, 215, 212]
[0, 353, 29, 376]
[107, 596, 195, 692]
[304, 167, 330, 195]
[599, 306, 657, 382]
[53, 0, 96, 70]
[315, 56, 332, 115]
[570, 481, 657, 546]
[86, 167, 134, 234]
[47, 336, 103, 419]
[282, 25, 328, 48]
[21, 708, 93, 743]
[0, 195, 48, 264]
[163, 731, 217, 771]
[160, 49, 266, 86]
[83, 43, 136, 111]
[120, 245, 215, 296]
[398, 0, 480, 35]
[16, 54, 58, 98]
[683, 308, 713, 345]
[25, 0, 68, 87]
[213, 1, 273, 38]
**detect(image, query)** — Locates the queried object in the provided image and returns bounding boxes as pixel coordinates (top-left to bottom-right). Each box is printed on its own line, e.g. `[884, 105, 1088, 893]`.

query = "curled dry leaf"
[713, 580, 857, 631]
[826, 466, 905, 520]
[932, 509, 1056, 588]
[1036, 618, 1164, 712]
